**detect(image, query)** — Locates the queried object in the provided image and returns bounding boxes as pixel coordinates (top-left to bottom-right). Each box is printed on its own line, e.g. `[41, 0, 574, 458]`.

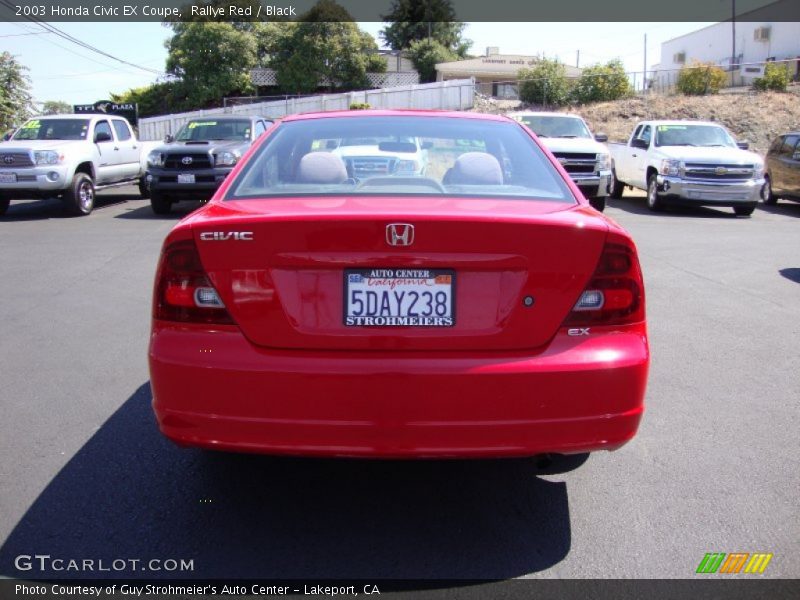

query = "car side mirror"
[94, 131, 112, 143]
[736, 140, 750, 150]
[594, 133, 608, 143]
[631, 138, 648, 149]
[164, 134, 175, 144]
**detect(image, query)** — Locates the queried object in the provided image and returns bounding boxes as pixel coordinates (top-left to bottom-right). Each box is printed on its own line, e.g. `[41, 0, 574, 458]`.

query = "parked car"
[762, 132, 800, 205]
[608, 120, 764, 216]
[0, 114, 157, 216]
[149, 110, 649, 459]
[511, 111, 611, 211]
[146, 115, 273, 215]
[330, 135, 430, 178]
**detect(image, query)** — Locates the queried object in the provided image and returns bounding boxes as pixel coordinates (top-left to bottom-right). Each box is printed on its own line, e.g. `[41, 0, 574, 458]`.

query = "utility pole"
[732, 0, 736, 87]
[576, 49, 580, 68]
[643, 34, 647, 93]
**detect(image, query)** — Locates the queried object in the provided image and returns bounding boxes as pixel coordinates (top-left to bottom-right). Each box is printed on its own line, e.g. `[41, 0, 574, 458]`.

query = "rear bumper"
[657, 175, 763, 206]
[149, 325, 649, 458]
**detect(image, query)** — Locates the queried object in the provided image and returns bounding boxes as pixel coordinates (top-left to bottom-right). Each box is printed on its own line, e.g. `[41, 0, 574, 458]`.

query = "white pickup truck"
[608, 120, 765, 216]
[0, 114, 157, 216]
[510, 111, 611, 211]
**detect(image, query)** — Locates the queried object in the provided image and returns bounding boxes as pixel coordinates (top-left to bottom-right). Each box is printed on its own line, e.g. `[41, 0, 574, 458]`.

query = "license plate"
[177, 173, 195, 184]
[0, 173, 17, 184]
[344, 269, 455, 327]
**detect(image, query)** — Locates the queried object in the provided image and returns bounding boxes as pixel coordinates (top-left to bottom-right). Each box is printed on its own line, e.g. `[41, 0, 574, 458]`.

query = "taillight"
[154, 239, 233, 325]
[563, 238, 645, 327]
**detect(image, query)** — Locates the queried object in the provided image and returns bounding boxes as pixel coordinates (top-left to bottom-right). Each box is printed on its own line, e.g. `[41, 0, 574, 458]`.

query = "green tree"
[571, 59, 632, 104]
[165, 21, 257, 108]
[518, 59, 572, 107]
[40, 100, 73, 115]
[0, 52, 34, 131]
[380, 0, 470, 57]
[676, 61, 728, 95]
[110, 81, 190, 118]
[272, 1, 384, 93]
[407, 38, 458, 83]
[753, 61, 790, 92]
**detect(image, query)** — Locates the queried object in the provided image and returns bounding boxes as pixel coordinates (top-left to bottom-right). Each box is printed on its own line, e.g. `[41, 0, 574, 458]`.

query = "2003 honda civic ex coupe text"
[148, 110, 649, 458]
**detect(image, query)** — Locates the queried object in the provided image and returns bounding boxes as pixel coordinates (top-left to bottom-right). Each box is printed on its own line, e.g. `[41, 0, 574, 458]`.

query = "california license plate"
[177, 173, 195, 184]
[0, 173, 17, 183]
[344, 268, 455, 327]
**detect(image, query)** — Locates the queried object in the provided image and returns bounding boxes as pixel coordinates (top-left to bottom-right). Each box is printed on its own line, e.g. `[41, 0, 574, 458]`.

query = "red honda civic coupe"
[149, 110, 649, 458]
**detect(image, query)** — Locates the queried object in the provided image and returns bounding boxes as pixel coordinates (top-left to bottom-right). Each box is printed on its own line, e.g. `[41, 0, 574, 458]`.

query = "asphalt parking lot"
[0, 187, 798, 580]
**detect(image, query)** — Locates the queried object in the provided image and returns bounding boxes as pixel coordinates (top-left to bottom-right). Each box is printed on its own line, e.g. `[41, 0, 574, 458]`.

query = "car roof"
[186, 115, 268, 121]
[281, 109, 512, 123]
[510, 112, 584, 119]
[643, 120, 726, 126]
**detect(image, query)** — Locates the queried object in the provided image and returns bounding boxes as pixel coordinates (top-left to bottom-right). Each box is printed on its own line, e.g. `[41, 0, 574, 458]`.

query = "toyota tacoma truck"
[511, 111, 611, 211]
[608, 120, 765, 216]
[0, 114, 156, 216]
[146, 116, 273, 215]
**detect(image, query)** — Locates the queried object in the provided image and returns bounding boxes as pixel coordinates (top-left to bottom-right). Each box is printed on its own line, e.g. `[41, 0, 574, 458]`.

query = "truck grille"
[348, 157, 397, 178]
[0, 152, 34, 168]
[163, 153, 213, 170]
[552, 152, 597, 175]
[683, 163, 754, 181]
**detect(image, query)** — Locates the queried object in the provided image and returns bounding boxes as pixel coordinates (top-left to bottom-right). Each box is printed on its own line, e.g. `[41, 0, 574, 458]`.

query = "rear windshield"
[226, 116, 575, 203]
[12, 119, 90, 141]
[176, 119, 252, 141]
[515, 115, 592, 139]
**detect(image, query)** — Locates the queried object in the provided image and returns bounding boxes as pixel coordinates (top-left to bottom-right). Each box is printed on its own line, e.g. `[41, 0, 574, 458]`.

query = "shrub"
[676, 61, 728, 95]
[753, 62, 790, 92]
[407, 38, 458, 84]
[349, 102, 371, 110]
[518, 59, 571, 107]
[571, 59, 633, 104]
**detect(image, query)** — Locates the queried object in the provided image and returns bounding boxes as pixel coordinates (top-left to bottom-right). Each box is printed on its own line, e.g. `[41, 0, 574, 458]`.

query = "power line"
[0, 0, 163, 76]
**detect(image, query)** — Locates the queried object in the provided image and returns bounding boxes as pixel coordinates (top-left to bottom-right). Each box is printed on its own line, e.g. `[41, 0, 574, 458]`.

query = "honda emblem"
[386, 223, 414, 247]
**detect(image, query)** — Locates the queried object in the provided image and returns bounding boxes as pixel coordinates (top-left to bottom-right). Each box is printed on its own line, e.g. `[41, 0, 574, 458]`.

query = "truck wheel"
[64, 173, 95, 216]
[150, 191, 172, 215]
[761, 176, 777, 205]
[734, 205, 755, 217]
[138, 176, 150, 199]
[0, 195, 9, 216]
[588, 196, 606, 212]
[646, 174, 664, 212]
[609, 169, 624, 199]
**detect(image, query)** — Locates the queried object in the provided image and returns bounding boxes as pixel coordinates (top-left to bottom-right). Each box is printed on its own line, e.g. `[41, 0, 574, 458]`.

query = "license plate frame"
[0, 172, 17, 184]
[177, 173, 195, 184]
[344, 268, 456, 327]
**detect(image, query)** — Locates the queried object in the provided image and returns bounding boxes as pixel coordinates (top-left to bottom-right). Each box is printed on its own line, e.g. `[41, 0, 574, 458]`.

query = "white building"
[652, 22, 800, 89]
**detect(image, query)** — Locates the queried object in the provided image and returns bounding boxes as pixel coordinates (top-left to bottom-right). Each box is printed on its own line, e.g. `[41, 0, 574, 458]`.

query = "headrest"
[297, 152, 348, 184]
[448, 152, 503, 185]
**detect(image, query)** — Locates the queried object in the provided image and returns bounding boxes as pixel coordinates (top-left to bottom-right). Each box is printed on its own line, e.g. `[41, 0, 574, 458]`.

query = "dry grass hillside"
[473, 86, 800, 155]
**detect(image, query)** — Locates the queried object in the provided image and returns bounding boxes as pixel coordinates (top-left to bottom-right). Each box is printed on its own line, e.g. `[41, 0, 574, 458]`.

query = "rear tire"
[588, 196, 606, 212]
[734, 205, 755, 217]
[63, 172, 95, 216]
[150, 191, 172, 215]
[761, 176, 777, 205]
[609, 169, 624, 199]
[0, 195, 9, 216]
[646, 173, 665, 212]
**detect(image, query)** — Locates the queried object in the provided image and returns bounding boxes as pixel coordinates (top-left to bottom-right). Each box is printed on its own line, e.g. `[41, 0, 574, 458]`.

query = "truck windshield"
[655, 125, 736, 148]
[176, 120, 252, 142]
[516, 116, 591, 139]
[226, 115, 575, 203]
[12, 119, 90, 141]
